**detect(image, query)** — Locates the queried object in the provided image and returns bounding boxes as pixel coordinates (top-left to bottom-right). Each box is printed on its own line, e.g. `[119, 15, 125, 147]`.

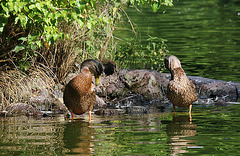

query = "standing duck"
[164, 55, 197, 114]
[63, 59, 103, 123]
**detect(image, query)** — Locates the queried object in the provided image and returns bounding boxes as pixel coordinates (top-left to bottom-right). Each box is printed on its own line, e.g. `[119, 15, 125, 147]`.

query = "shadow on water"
[0, 116, 66, 155]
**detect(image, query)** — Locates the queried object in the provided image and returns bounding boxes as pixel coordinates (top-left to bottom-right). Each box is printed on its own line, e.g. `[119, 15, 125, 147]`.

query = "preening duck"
[164, 55, 197, 114]
[63, 59, 103, 123]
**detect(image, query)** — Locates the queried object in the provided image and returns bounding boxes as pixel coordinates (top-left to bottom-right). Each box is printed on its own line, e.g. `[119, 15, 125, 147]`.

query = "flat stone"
[198, 82, 238, 101]
[6, 103, 42, 116]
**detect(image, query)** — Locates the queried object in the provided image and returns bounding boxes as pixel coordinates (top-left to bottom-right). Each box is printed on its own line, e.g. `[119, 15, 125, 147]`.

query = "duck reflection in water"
[63, 120, 95, 155]
[166, 114, 197, 156]
[164, 55, 198, 120]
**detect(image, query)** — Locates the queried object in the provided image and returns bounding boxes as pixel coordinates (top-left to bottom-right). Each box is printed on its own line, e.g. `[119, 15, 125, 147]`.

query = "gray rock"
[198, 82, 239, 101]
[5, 103, 42, 116]
[30, 96, 67, 114]
[95, 96, 107, 108]
[120, 69, 164, 101]
[95, 108, 124, 116]
[98, 69, 164, 101]
[99, 72, 125, 97]
[96, 69, 239, 110]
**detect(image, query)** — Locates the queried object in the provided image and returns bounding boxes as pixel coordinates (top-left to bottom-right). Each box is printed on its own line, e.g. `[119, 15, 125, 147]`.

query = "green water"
[1, 105, 240, 155]
[114, 0, 240, 82]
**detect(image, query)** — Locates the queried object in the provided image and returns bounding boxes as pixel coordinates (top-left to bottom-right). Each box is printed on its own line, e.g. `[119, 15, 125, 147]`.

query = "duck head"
[80, 59, 103, 86]
[164, 55, 182, 78]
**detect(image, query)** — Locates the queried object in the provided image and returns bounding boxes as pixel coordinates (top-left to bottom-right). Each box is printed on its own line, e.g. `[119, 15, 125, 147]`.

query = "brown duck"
[164, 55, 197, 114]
[63, 59, 103, 122]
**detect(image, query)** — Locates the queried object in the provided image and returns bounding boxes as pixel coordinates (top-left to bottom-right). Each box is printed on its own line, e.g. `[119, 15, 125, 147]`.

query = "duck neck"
[170, 67, 186, 80]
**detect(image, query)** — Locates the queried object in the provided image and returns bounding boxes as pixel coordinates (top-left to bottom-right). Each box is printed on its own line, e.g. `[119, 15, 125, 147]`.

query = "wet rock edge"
[1, 69, 239, 117]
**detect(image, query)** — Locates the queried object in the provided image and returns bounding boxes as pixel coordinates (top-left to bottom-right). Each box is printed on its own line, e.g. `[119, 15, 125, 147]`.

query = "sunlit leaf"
[13, 44, 25, 53]
[152, 3, 159, 13]
[18, 37, 27, 41]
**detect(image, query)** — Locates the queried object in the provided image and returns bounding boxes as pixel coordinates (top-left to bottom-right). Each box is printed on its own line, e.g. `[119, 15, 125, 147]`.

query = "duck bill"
[95, 76, 100, 86]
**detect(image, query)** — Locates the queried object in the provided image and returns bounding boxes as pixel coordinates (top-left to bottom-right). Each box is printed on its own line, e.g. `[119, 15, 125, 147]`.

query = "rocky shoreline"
[94, 69, 239, 115]
[1, 69, 240, 117]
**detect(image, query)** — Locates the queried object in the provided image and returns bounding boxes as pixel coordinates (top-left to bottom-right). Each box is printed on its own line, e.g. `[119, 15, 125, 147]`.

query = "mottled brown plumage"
[63, 59, 103, 122]
[164, 55, 197, 114]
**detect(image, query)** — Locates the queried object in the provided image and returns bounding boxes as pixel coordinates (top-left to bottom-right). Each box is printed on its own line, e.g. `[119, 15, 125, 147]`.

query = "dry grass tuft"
[0, 65, 58, 111]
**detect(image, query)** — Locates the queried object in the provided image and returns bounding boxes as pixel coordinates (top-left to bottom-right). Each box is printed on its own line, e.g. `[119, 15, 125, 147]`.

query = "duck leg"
[88, 110, 92, 123]
[189, 104, 192, 114]
[189, 104, 192, 123]
[71, 112, 74, 121]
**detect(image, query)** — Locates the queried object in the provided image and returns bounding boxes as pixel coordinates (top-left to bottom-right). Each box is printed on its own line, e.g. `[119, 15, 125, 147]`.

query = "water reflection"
[0, 116, 66, 155]
[166, 114, 197, 155]
[63, 119, 95, 155]
[1, 106, 240, 155]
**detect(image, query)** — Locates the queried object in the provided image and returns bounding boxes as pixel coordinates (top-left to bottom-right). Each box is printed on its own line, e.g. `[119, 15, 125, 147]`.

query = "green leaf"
[18, 37, 27, 41]
[35, 3, 42, 11]
[19, 61, 30, 72]
[29, 4, 35, 10]
[18, 13, 28, 28]
[13, 44, 25, 53]
[152, 3, 160, 13]
[130, 0, 134, 4]
[1, 3, 9, 14]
